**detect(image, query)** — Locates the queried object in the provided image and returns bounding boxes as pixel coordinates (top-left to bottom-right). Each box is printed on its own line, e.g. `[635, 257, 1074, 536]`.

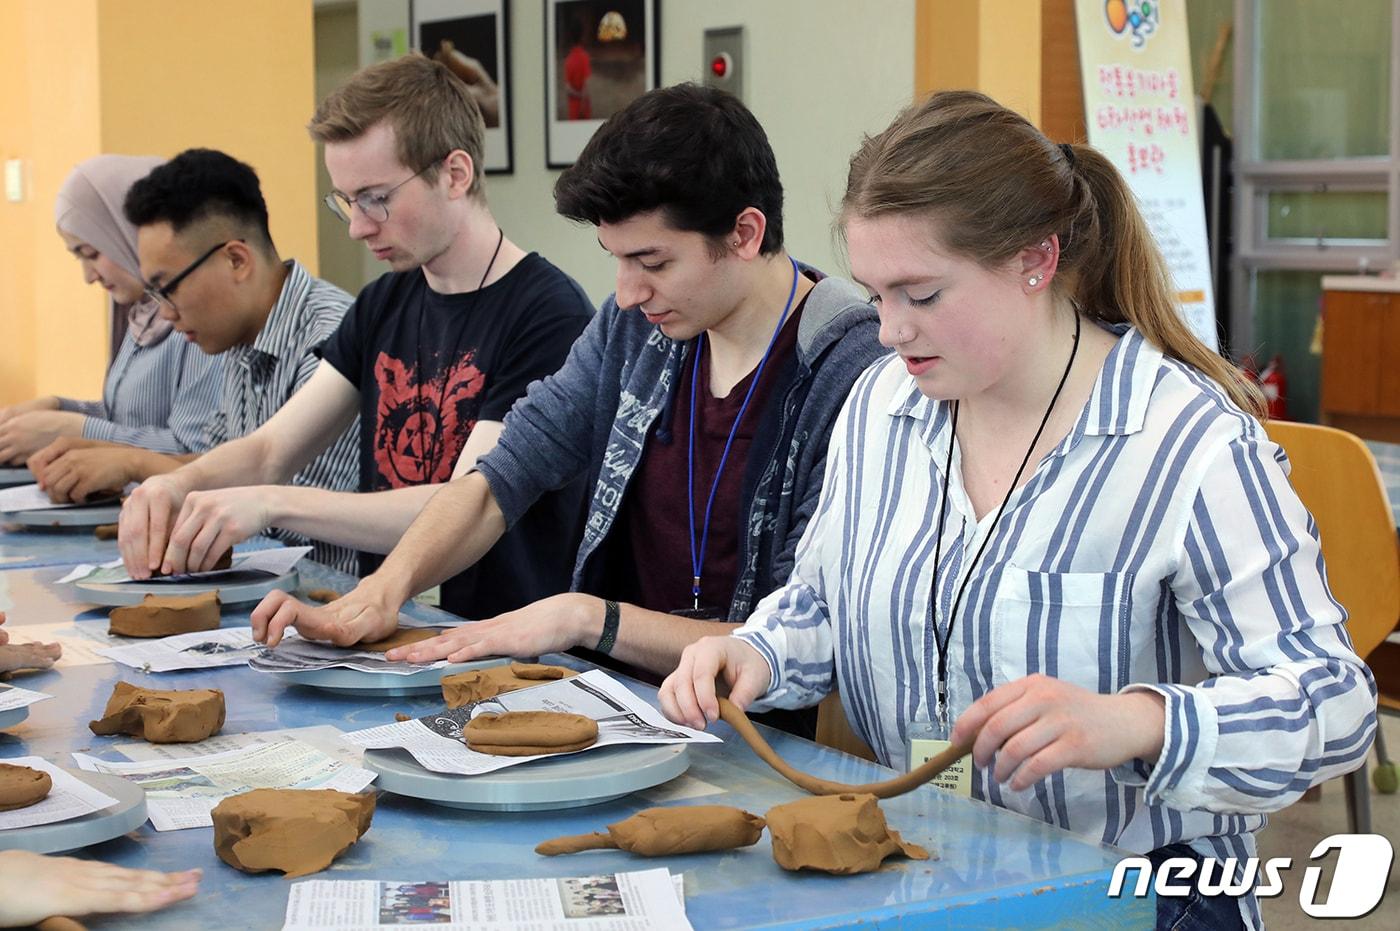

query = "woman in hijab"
[0, 155, 222, 465]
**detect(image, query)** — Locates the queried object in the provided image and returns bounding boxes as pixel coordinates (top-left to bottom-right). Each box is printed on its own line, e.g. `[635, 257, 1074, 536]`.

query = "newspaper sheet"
[281, 868, 692, 931]
[0, 683, 52, 713]
[0, 483, 120, 512]
[110, 725, 365, 768]
[55, 545, 310, 585]
[0, 755, 119, 831]
[98, 626, 264, 672]
[247, 631, 458, 677]
[71, 738, 376, 831]
[340, 669, 719, 776]
[1, 621, 120, 667]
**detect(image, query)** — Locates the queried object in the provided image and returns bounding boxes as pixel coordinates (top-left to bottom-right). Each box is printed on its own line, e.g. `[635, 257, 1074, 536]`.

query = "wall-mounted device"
[702, 27, 744, 101]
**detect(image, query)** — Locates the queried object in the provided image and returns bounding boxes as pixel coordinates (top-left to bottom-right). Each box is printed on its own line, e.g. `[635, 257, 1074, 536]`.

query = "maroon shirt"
[607, 295, 807, 617]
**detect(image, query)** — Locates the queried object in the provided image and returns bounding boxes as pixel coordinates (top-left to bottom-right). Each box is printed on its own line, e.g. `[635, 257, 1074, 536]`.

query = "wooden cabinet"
[1321, 279, 1400, 442]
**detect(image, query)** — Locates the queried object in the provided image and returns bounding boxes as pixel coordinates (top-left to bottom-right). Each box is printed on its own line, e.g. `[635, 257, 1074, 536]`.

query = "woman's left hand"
[386, 593, 597, 664]
[0, 411, 84, 465]
[950, 673, 1166, 792]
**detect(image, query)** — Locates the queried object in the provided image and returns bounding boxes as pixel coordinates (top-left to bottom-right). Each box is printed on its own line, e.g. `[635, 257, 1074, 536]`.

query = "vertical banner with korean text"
[1073, 0, 1219, 350]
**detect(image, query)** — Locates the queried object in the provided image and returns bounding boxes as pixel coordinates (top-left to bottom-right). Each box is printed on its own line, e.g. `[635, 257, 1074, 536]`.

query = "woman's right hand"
[0, 396, 58, 427]
[0, 850, 199, 927]
[659, 635, 772, 730]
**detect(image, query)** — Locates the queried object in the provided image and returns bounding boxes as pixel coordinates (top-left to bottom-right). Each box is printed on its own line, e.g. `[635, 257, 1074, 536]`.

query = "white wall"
[352, 0, 916, 303]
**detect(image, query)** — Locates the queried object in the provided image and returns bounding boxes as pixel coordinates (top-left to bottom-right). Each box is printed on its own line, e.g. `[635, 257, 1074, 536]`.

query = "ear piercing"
[1028, 274, 1042, 287]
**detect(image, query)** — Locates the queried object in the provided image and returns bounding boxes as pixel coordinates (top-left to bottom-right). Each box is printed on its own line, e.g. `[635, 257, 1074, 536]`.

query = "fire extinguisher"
[1258, 355, 1289, 421]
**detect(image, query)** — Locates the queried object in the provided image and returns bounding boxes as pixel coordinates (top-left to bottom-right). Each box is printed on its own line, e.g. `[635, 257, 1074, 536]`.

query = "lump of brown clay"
[765, 793, 929, 874]
[305, 588, 340, 604]
[150, 548, 231, 578]
[94, 523, 119, 540]
[537, 805, 766, 857]
[211, 788, 375, 878]
[463, 710, 598, 756]
[88, 681, 225, 743]
[108, 591, 221, 638]
[0, 763, 52, 812]
[354, 627, 447, 653]
[441, 662, 577, 708]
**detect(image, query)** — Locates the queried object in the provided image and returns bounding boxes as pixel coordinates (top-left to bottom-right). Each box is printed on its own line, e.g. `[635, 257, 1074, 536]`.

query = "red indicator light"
[710, 53, 731, 79]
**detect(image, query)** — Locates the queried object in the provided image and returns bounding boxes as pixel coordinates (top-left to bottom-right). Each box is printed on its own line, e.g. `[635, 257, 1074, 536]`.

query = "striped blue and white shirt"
[735, 325, 1377, 930]
[205, 260, 360, 573]
[58, 326, 223, 453]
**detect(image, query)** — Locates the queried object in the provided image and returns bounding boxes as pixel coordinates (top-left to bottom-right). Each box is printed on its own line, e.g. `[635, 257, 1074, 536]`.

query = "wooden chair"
[1265, 421, 1400, 829]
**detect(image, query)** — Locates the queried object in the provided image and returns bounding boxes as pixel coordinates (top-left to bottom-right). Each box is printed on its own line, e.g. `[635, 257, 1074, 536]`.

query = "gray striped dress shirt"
[205, 260, 359, 572]
[735, 325, 1376, 930]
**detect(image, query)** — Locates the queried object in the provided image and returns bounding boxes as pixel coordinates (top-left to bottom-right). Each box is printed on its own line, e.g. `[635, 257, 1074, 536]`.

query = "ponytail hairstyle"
[841, 90, 1264, 417]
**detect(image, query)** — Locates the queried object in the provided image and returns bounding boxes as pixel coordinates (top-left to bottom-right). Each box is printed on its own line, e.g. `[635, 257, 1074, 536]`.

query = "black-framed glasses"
[143, 240, 239, 311]
[323, 156, 448, 224]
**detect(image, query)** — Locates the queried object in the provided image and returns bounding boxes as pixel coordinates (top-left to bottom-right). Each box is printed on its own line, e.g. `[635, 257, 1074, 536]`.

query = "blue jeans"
[1148, 843, 1249, 931]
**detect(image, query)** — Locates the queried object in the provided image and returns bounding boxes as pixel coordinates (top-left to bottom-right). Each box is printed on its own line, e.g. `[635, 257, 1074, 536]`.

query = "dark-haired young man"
[115, 56, 592, 621]
[30, 147, 361, 570]
[252, 84, 887, 711]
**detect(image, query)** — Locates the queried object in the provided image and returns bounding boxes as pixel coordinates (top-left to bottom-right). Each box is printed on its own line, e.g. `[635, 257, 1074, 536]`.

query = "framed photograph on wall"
[544, 0, 659, 169]
[411, 0, 513, 174]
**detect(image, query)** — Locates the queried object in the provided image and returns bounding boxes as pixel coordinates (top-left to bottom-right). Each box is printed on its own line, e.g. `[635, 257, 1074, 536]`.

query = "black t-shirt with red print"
[321, 253, 593, 619]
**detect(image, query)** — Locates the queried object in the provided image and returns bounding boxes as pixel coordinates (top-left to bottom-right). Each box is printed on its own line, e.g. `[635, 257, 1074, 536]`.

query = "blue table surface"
[1, 556, 1154, 930]
[0, 523, 282, 572]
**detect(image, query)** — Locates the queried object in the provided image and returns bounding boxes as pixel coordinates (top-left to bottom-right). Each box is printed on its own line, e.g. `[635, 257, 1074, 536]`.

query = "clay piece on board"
[536, 805, 766, 857]
[441, 662, 577, 708]
[304, 588, 341, 604]
[108, 591, 221, 638]
[93, 523, 119, 540]
[463, 710, 598, 756]
[211, 787, 375, 878]
[354, 627, 446, 653]
[150, 548, 232, 578]
[765, 793, 929, 875]
[88, 681, 226, 743]
[0, 763, 53, 812]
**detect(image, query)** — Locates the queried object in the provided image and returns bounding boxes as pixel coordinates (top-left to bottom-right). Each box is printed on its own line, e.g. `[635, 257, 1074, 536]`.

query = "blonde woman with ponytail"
[662, 91, 1374, 930]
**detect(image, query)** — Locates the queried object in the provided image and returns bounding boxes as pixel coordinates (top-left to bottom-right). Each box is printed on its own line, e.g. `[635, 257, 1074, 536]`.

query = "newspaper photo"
[0, 755, 119, 831]
[71, 737, 376, 831]
[340, 669, 719, 776]
[98, 626, 265, 672]
[281, 868, 692, 931]
[248, 631, 459, 677]
[0, 683, 52, 713]
[56, 545, 310, 585]
[0, 483, 121, 512]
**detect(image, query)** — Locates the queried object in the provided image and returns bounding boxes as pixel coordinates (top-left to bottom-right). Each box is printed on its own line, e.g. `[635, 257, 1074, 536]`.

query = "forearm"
[369, 471, 506, 605]
[569, 597, 740, 676]
[119, 448, 192, 483]
[266, 483, 443, 553]
[171, 432, 284, 494]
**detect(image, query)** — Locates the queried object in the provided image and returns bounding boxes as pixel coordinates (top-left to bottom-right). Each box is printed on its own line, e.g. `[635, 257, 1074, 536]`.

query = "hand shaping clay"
[765, 793, 929, 874]
[463, 710, 598, 756]
[150, 548, 231, 577]
[0, 763, 52, 812]
[536, 805, 766, 857]
[305, 588, 341, 604]
[211, 788, 375, 878]
[441, 662, 577, 708]
[354, 627, 446, 653]
[93, 523, 119, 540]
[88, 681, 225, 743]
[108, 591, 221, 638]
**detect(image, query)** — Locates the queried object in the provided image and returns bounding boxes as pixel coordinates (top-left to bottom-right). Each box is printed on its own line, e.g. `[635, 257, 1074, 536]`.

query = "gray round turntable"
[0, 769, 147, 854]
[364, 743, 689, 811]
[74, 569, 299, 607]
[0, 706, 30, 730]
[3, 503, 121, 528]
[264, 656, 503, 697]
[0, 467, 34, 487]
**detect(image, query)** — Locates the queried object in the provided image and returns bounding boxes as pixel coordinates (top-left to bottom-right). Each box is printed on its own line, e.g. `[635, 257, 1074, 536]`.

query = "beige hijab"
[54, 154, 170, 347]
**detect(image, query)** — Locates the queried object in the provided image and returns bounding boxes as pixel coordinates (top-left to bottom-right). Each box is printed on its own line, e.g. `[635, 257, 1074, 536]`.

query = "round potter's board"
[0, 769, 147, 854]
[74, 569, 299, 607]
[364, 743, 690, 812]
[0, 468, 34, 487]
[0, 706, 29, 730]
[262, 656, 503, 697]
[3, 504, 121, 528]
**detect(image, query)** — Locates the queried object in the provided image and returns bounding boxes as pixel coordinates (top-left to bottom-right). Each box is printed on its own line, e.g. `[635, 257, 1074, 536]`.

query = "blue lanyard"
[687, 258, 801, 611]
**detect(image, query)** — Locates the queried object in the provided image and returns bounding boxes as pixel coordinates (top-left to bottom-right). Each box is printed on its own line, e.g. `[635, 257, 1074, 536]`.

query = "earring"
[1027, 275, 1041, 287]
[1041, 240, 1051, 251]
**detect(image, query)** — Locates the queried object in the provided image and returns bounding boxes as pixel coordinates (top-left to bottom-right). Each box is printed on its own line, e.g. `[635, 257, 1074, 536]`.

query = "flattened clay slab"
[441, 662, 577, 708]
[354, 627, 445, 653]
[108, 591, 221, 638]
[150, 548, 232, 577]
[0, 763, 52, 812]
[463, 711, 598, 756]
[88, 681, 226, 743]
[212, 788, 375, 878]
[766, 793, 929, 874]
[536, 805, 766, 856]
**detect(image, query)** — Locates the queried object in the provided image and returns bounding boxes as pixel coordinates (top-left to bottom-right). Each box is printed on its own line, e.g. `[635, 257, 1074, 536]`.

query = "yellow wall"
[916, 0, 1050, 124]
[0, 0, 318, 407]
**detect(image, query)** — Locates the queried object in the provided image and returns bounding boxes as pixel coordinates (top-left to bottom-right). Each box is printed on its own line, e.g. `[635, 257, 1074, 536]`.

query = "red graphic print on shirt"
[373, 351, 485, 487]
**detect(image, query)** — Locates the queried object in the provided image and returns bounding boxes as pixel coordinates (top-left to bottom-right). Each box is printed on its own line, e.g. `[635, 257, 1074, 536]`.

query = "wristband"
[595, 599, 620, 655]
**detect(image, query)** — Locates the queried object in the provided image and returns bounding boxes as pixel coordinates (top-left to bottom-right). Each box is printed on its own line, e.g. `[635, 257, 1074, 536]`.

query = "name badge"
[910, 738, 973, 798]
[413, 585, 442, 607]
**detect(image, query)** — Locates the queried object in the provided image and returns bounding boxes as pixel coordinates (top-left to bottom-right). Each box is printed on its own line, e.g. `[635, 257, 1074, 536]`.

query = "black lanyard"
[929, 311, 1081, 729]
